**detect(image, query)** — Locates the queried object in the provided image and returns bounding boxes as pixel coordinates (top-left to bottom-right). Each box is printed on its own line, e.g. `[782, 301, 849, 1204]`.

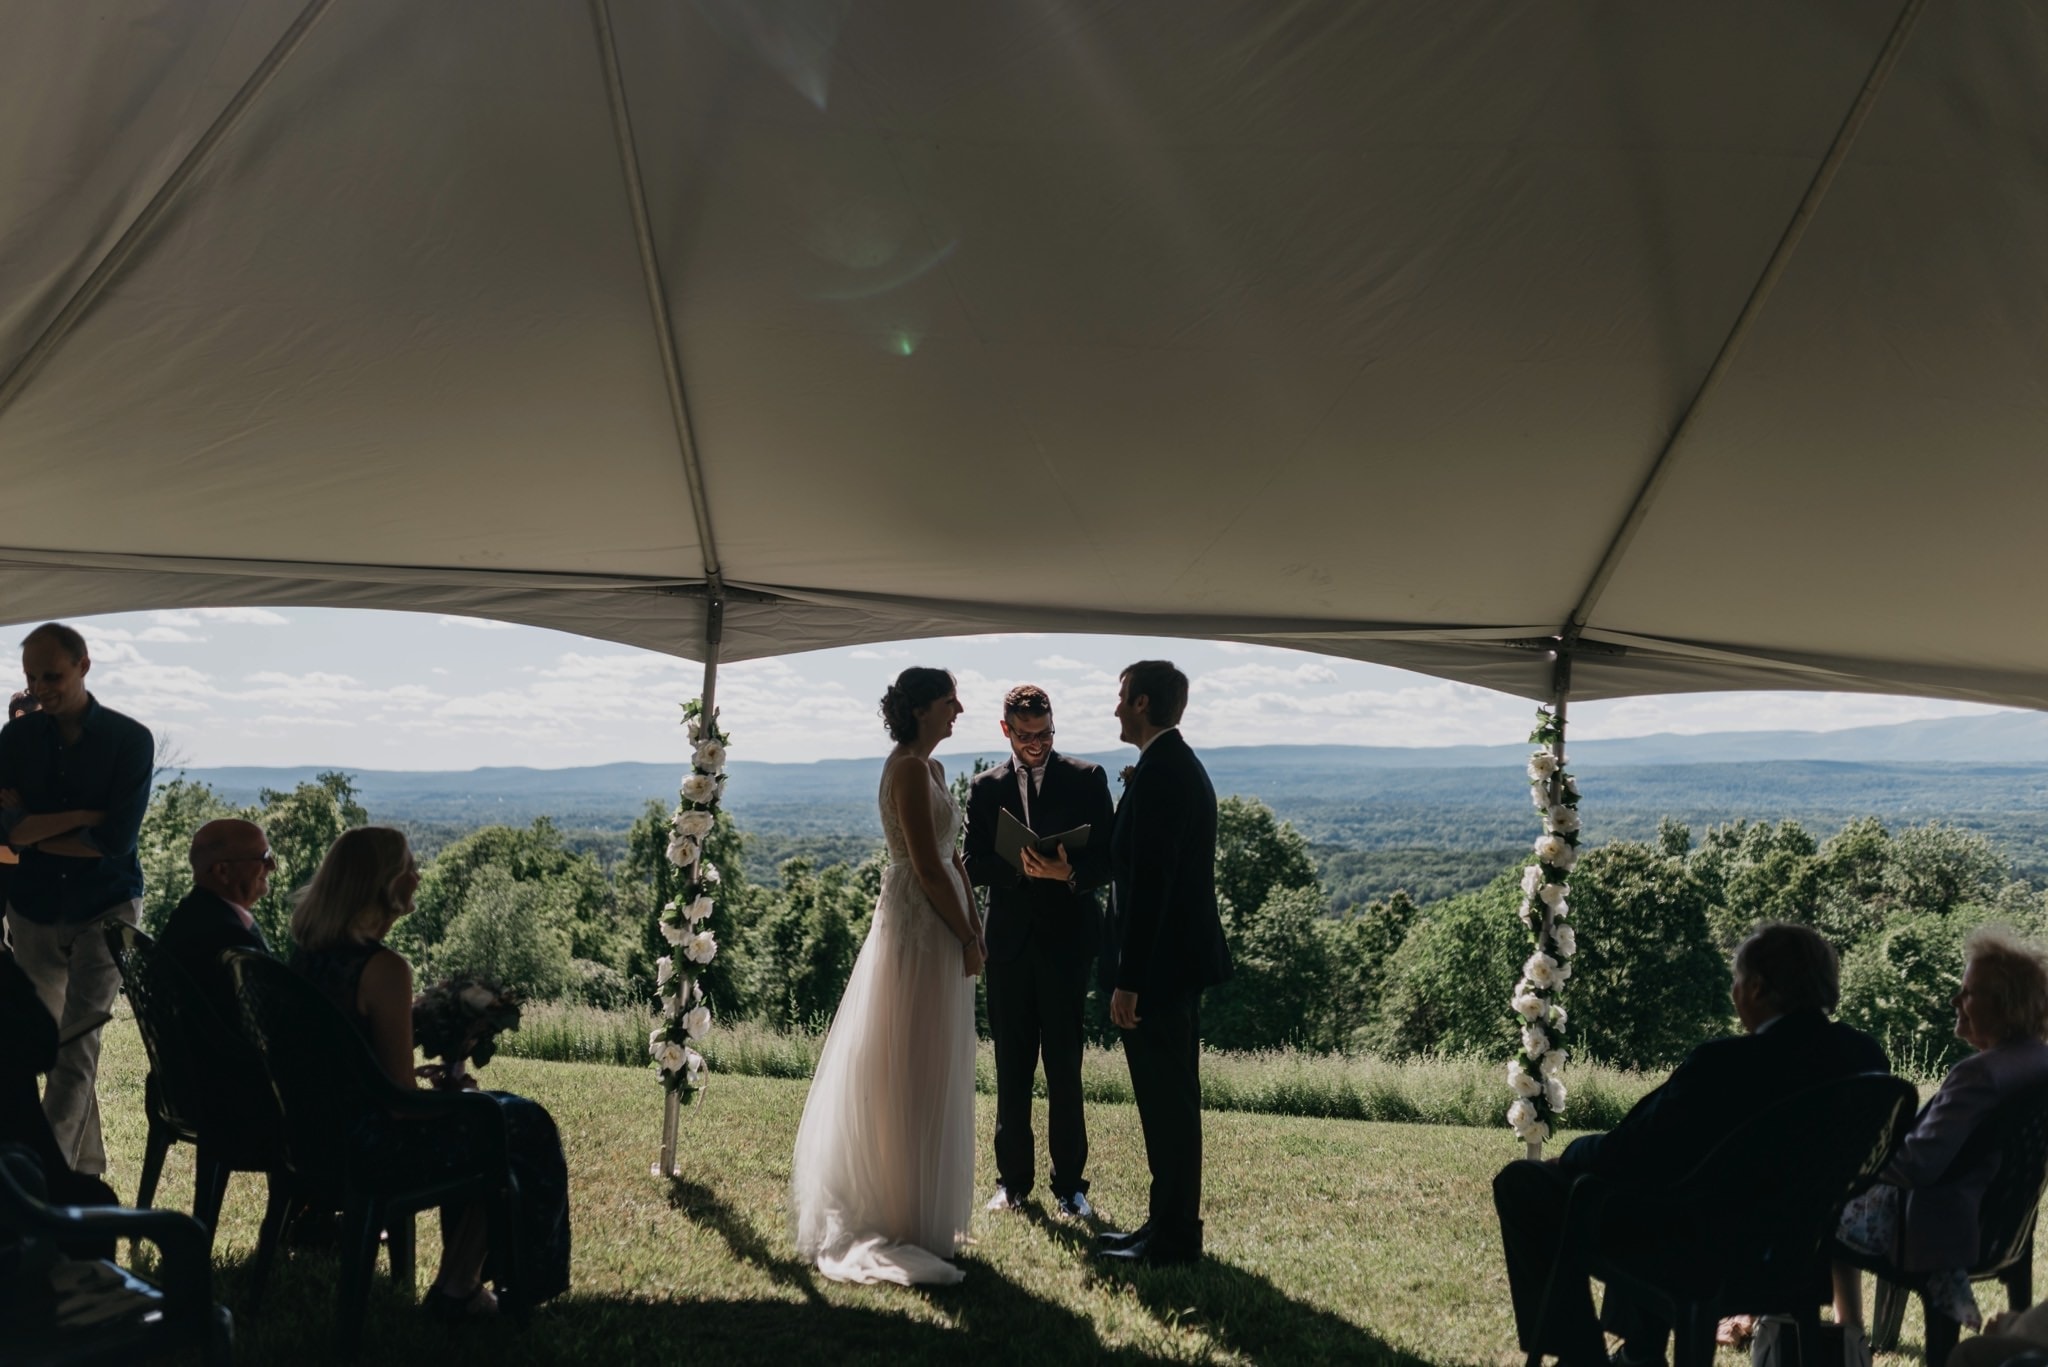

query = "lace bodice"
[879, 760, 960, 862]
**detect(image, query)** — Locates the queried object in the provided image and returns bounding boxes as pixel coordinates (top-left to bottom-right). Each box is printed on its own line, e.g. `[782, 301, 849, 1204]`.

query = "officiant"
[964, 684, 1115, 1220]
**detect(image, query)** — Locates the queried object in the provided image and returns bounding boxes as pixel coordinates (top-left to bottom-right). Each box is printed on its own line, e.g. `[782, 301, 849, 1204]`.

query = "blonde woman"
[289, 827, 570, 1319]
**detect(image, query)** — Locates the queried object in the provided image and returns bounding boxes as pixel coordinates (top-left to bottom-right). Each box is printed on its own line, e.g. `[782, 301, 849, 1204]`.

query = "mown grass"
[91, 1013, 1997, 1366]
[499, 1005, 1661, 1130]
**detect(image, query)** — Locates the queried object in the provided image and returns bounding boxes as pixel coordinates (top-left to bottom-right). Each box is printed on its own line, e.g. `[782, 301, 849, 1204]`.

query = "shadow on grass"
[1031, 1213, 1430, 1367]
[666, 1176, 822, 1303]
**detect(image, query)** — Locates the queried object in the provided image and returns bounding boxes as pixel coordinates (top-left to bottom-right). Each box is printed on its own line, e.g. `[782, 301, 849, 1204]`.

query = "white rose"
[1549, 1004, 1568, 1029]
[1565, 775, 1579, 796]
[1522, 952, 1560, 989]
[685, 930, 718, 965]
[700, 862, 721, 886]
[1527, 752, 1558, 779]
[1552, 843, 1578, 872]
[681, 773, 719, 805]
[648, 1027, 665, 1052]
[666, 833, 699, 867]
[1541, 1048, 1568, 1077]
[693, 740, 727, 773]
[656, 955, 674, 986]
[1552, 959, 1572, 984]
[683, 1005, 712, 1040]
[1512, 989, 1547, 1021]
[1530, 783, 1551, 809]
[656, 1040, 687, 1073]
[1517, 899, 1537, 929]
[459, 984, 496, 1013]
[1507, 1098, 1538, 1133]
[1521, 1119, 1552, 1145]
[1507, 1062, 1541, 1098]
[673, 809, 714, 838]
[1551, 898, 1570, 920]
[1538, 882, 1567, 908]
[659, 919, 687, 946]
[1548, 805, 1581, 834]
[1533, 834, 1569, 866]
[1544, 1076, 1568, 1112]
[1553, 924, 1577, 958]
[683, 1047, 707, 1087]
[686, 896, 715, 924]
[1521, 866, 1543, 897]
[1522, 1025, 1551, 1058]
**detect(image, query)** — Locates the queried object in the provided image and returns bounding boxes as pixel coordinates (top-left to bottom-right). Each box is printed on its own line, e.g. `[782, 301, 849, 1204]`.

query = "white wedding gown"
[790, 761, 978, 1285]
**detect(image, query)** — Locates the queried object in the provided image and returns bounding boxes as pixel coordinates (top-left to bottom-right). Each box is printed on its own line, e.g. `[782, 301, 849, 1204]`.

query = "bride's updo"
[880, 667, 955, 743]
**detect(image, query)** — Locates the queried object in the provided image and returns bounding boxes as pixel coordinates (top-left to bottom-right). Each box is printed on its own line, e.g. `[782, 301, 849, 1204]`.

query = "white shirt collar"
[1139, 725, 1179, 755]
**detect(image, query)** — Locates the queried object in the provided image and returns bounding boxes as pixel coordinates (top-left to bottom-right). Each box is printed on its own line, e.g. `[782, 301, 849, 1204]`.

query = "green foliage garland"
[1507, 707, 1579, 1146]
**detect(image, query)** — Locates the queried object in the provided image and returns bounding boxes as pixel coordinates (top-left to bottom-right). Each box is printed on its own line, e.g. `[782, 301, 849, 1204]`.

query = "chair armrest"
[29, 1201, 214, 1319]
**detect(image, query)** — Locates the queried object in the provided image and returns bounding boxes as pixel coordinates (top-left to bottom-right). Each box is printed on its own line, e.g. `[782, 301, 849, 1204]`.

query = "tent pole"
[0, 0, 337, 424]
[1559, 0, 1927, 649]
[1527, 649, 1571, 1161]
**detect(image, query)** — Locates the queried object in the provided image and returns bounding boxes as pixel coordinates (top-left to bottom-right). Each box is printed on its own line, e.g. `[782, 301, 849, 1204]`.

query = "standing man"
[964, 684, 1115, 1219]
[1097, 661, 1231, 1266]
[0, 622, 153, 1179]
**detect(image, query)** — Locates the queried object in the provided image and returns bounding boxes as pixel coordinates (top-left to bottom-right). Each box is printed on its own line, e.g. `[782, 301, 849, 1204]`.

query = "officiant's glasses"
[1008, 724, 1053, 748]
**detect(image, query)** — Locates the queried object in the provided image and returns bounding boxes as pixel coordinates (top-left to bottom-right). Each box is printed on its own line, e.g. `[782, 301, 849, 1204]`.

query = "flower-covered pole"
[1509, 656, 1580, 1159]
[653, 605, 725, 1178]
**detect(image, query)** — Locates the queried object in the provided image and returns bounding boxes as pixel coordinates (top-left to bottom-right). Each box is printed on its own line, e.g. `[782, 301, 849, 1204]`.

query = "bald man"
[158, 819, 275, 1019]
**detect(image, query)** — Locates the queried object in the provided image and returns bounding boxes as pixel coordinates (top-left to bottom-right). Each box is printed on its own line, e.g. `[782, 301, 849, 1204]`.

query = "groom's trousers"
[986, 944, 1092, 1198]
[1122, 989, 1203, 1240]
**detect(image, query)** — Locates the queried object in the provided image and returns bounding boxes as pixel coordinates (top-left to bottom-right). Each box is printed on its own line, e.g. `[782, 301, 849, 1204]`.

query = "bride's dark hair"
[880, 667, 956, 743]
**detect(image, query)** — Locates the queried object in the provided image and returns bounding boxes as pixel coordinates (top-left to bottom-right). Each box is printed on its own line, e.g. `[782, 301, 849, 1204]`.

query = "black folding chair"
[104, 923, 291, 1244]
[226, 948, 517, 1358]
[0, 1143, 232, 1367]
[1840, 1077, 2048, 1367]
[1535, 1072, 1918, 1367]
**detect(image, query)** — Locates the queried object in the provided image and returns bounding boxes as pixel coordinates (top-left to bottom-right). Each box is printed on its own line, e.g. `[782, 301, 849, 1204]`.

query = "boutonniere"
[1119, 765, 1135, 787]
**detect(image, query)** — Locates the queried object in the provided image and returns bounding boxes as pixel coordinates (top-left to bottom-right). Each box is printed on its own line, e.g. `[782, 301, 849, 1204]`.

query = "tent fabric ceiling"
[3, 1, 2044, 707]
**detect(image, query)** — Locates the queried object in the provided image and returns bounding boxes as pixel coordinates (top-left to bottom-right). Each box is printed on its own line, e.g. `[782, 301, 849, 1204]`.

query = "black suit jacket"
[1558, 1009, 1890, 1187]
[159, 886, 271, 1029]
[964, 753, 1115, 964]
[1109, 730, 1231, 1000]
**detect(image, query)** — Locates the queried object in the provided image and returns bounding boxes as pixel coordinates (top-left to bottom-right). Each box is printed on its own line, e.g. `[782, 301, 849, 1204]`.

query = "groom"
[1097, 661, 1232, 1266]
[964, 684, 1115, 1219]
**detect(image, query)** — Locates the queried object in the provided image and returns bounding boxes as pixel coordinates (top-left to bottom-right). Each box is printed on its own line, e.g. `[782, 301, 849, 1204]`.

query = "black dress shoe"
[1095, 1223, 1150, 1251]
[1095, 1232, 1202, 1267]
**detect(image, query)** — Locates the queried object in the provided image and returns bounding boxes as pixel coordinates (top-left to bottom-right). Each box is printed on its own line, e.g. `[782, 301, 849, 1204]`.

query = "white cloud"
[1201, 662, 1341, 691]
[1033, 655, 1095, 672]
[152, 611, 200, 628]
[849, 647, 910, 660]
[87, 626, 206, 645]
[438, 615, 516, 630]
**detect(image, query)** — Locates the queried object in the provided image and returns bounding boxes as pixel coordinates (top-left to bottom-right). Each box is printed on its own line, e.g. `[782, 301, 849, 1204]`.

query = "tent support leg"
[658, 595, 723, 1180]
[1526, 650, 1570, 1162]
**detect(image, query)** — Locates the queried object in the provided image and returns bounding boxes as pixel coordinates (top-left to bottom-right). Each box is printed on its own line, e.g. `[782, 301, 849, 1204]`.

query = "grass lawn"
[93, 1017, 1994, 1366]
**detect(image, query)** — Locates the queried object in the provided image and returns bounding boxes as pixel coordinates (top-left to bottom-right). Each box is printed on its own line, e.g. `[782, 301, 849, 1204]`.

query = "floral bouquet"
[413, 976, 524, 1073]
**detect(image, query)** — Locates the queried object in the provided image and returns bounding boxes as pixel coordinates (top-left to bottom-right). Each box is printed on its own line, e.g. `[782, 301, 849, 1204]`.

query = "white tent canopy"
[5, 0, 2045, 707]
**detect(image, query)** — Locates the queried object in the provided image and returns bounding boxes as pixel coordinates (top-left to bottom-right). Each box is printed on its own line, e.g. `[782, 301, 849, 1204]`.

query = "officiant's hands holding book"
[1019, 843, 1073, 883]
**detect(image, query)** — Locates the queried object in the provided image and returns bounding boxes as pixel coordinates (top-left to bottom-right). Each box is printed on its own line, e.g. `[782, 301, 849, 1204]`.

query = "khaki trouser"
[4, 898, 141, 1176]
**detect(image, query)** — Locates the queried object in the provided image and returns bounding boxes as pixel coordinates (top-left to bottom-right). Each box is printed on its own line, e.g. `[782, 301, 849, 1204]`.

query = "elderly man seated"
[158, 819, 275, 1018]
[1494, 921, 1888, 1367]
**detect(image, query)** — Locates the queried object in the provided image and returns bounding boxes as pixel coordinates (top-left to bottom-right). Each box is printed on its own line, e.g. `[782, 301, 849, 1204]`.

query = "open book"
[995, 807, 1091, 873]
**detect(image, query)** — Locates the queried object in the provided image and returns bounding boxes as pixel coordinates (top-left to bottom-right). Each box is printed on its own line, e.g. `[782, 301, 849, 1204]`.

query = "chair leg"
[192, 1147, 232, 1236]
[1672, 1303, 1714, 1367]
[206, 1303, 235, 1367]
[136, 1115, 172, 1209]
[387, 1210, 416, 1297]
[1791, 1306, 1825, 1367]
[1870, 1274, 1909, 1351]
[1923, 1294, 1961, 1367]
[245, 1174, 293, 1311]
[336, 1198, 381, 1360]
[2004, 1231, 2036, 1311]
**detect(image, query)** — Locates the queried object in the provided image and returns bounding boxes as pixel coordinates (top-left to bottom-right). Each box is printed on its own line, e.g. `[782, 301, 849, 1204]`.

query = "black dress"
[291, 940, 571, 1305]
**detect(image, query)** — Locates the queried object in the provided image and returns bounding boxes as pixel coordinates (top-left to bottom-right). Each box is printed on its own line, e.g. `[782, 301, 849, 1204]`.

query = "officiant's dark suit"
[1101, 666, 1231, 1264]
[964, 739, 1115, 1204]
[1494, 922, 1888, 1365]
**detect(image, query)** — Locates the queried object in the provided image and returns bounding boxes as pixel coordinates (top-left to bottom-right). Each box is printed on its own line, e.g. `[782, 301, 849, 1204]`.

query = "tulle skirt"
[790, 866, 977, 1285]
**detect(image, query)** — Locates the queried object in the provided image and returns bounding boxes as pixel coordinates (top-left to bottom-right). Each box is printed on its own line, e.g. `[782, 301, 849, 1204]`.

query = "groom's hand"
[1110, 989, 1140, 1030]
[1020, 844, 1073, 883]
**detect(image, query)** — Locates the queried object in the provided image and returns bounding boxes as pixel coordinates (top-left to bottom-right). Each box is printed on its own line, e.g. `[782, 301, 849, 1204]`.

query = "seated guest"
[159, 819, 275, 1019]
[2, 946, 119, 1252]
[1834, 927, 2048, 1334]
[288, 827, 569, 1319]
[1495, 921, 1888, 1367]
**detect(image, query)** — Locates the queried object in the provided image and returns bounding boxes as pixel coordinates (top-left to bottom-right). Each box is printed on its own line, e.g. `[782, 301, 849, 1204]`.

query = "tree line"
[137, 774, 2041, 1073]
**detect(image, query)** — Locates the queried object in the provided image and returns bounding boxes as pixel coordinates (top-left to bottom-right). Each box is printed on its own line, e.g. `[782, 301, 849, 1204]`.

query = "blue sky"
[44, 607, 2008, 770]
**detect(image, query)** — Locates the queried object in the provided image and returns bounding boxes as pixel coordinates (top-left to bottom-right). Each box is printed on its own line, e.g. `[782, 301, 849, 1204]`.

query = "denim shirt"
[0, 696, 152, 924]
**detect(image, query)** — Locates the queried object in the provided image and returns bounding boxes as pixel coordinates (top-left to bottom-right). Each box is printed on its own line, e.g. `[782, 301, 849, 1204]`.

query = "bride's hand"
[962, 937, 986, 978]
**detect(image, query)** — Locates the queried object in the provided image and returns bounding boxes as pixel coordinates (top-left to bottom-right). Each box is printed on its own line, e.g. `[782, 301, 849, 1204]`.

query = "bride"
[791, 667, 985, 1285]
